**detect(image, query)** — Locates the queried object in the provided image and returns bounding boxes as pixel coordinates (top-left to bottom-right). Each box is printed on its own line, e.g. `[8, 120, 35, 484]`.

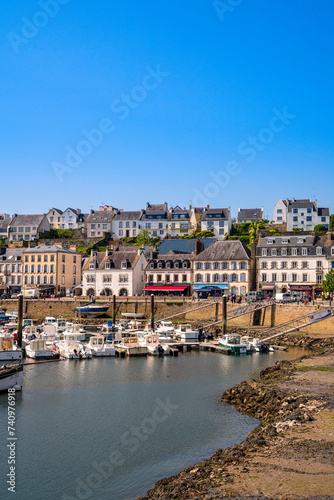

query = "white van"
[23, 289, 40, 299]
[275, 292, 291, 303]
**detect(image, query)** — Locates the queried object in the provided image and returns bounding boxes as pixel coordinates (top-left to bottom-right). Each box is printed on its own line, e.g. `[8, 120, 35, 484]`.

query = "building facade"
[82, 248, 147, 297]
[193, 240, 252, 297]
[22, 246, 82, 296]
[8, 214, 50, 241]
[200, 207, 232, 239]
[273, 198, 330, 231]
[256, 234, 334, 298]
[86, 211, 115, 238]
[46, 208, 63, 229]
[0, 249, 23, 295]
[111, 211, 143, 239]
[144, 250, 194, 295]
[237, 207, 264, 223]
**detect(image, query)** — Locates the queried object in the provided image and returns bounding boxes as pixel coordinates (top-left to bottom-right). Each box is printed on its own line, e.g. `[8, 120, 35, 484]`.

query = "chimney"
[195, 239, 204, 255]
[77, 208, 81, 215]
[150, 250, 158, 259]
[206, 204, 210, 209]
[106, 247, 112, 257]
[90, 209, 94, 215]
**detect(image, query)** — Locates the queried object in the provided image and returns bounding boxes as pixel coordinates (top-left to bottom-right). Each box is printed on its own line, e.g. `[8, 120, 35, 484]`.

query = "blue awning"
[193, 284, 229, 291]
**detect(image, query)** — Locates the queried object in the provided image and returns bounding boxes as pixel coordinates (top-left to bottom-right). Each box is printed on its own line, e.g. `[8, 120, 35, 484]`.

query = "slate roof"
[201, 208, 230, 220]
[83, 250, 141, 270]
[0, 219, 11, 229]
[48, 208, 63, 214]
[10, 214, 46, 227]
[157, 238, 216, 254]
[145, 251, 193, 270]
[146, 203, 168, 211]
[238, 208, 264, 221]
[287, 201, 315, 211]
[113, 211, 142, 221]
[23, 245, 81, 254]
[193, 240, 251, 261]
[0, 248, 23, 261]
[318, 207, 330, 216]
[86, 212, 115, 223]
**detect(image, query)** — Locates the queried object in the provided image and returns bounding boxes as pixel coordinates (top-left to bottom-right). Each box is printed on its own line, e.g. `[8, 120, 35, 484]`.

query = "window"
[272, 274, 277, 282]
[174, 262, 180, 269]
[37, 265, 41, 273]
[293, 208, 298, 213]
[195, 274, 203, 283]
[331, 248, 334, 256]
[44, 265, 48, 273]
[44, 255, 48, 262]
[272, 249, 277, 256]
[317, 275, 322, 284]
[262, 249, 267, 256]
[277, 209, 283, 214]
[62, 276, 65, 285]
[50, 265, 54, 273]
[302, 274, 308, 282]
[292, 248, 297, 256]
[293, 216, 298, 222]
[62, 265, 65, 274]
[205, 274, 210, 283]
[89, 263, 95, 270]
[213, 274, 219, 283]
[119, 222, 123, 228]
[316, 261, 322, 270]
[30, 276, 34, 284]
[157, 274, 162, 282]
[316, 248, 322, 255]
[31, 256, 35, 262]
[282, 273, 287, 282]
[148, 275, 154, 283]
[165, 275, 170, 283]
[271, 262, 277, 269]
[50, 276, 54, 284]
[103, 275, 112, 283]
[219, 229, 224, 235]
[62, 255, 65, 263]
[119, 275, 129, 283]
[302, 248, 307, 255]
[37, 255, 41, 262]
[73, 265, 76, 274]
[306, 216, 312, 222]
[126, 222, 130, 228]
[25, 227, 30, 232]
[50, 255, 54, 262]
[132, 222, 136, 228]
[282, 248, 287, 256]
[182, 274, 187, 282]
[321, 217, 326, 222]
[262, 273, 267, 282]
[277, 217, 283, 221]
[121, 261, 128, 269]
[307, 208, 312, 214]
[262, 262, 267, 269]
[31, 265, 35, 273]
[292, 262, 297, 269]
[73, 277, 77, 285]
[174, 274, 179, 282]
[292, 274, 297, 282]
[302, 261, 307, 269]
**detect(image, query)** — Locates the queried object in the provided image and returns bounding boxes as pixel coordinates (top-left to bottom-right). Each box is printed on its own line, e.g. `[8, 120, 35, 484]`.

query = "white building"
[237, 207, 264, 224]
[141, 203, 169, 239]
[273, 198, 330, 231]
[111, 211, 143, 239]
[0, 249, 23, 295]
[200, 207, 231, 239]
[82, 248, 147, 297]
[86, 211, 115, 238]
[256, 234, 334, 298]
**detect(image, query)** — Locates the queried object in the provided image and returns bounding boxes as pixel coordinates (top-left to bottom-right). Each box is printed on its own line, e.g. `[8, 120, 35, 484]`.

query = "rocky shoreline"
[139, 341, 334, 499]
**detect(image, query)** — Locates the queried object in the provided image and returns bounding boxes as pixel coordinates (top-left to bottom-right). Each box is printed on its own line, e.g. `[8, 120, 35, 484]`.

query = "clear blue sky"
[1, 0, 333, 219]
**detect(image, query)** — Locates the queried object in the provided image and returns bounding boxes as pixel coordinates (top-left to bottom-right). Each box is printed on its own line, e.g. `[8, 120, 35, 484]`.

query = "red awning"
[143, 286, 188, 291]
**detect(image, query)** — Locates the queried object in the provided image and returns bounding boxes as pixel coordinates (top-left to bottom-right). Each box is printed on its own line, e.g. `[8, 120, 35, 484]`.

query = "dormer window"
[272, 249, 277, 256]
[302, 248, 307, 256]
[267, 239, 274, 244]
[331, 247, 334, 256]
[121, 261, 127, 269]
[174, 262, 179, 268]
[297, 238, 305, 244]
[166, 262, 171, 269]
[316, 247, 322, 255]
[105, 261, 111, 269]
[157, 262, 163, 269]
[282, 239, 289, 244]
[182, 261, 188, 269]
[262, 249, 267, 257]
[149, 262, 155, 269]
[292, 248, 297, 256]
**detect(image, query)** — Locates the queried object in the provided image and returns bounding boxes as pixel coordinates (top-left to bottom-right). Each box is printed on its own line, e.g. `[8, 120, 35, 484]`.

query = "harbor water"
[0, 349, 303, 499]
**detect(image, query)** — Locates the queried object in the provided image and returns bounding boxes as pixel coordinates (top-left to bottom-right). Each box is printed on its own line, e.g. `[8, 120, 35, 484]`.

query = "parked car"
[275, 292, 292, 303]
[11, 293, 18, 299]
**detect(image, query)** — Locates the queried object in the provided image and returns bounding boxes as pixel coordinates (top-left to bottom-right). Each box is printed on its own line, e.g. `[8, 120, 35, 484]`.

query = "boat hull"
[0, 365, 23, 392]
[0, 350, 22, 361]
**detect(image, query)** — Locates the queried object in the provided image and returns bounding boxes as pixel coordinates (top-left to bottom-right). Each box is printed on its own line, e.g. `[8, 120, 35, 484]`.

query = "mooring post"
[222, 295, 227, 335]
[113, 294, 116, 324]
[17, 294, 23, 348]
[151, 294, 155, 331]
[215, 301, 219, 322]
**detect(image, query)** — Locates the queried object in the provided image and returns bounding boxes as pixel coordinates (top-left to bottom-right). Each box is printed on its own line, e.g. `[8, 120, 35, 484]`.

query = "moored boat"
[175, 324, 199, 342]
[0, 333, 22, 361]
[218, 333, 252, 355]
[25, 339, 60, 360]
[0, 363, 23, 392]
[56, 333, 92, 359]
[87, 335, 115, 356]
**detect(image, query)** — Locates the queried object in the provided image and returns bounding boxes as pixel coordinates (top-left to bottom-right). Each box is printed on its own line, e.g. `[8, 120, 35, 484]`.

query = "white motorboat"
[22, 325, 40, 348]
[0, 333, 22, 361]
[0, 363, 23, 392]
[57, 332, 92, 359]
[156, 321, 176, 336]
[42, 316, 57, 328]
[63, 324, 86, 342]
[87, 335, 115, 357]
[138, 333, 165, 355]
[25, 339, 59, 360]
[218, 333, 252, 355]
[116, 336, 148, 357]
[175, 324, 199, 342]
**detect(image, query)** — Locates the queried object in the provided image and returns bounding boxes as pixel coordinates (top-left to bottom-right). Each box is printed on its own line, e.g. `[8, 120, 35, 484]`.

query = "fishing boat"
[56, 332, 92, 359]
[156, 321, 176, 336]
[138, 333, 165, 355]
[87, 335, 115, 357]
[0, 363, 23, 392]
[175, 324, 199, 342]
[218, 333, 252, 355]
[0, 333, 22, 361]
[25, 339, 59, 360]
[115, 336, 148, 357]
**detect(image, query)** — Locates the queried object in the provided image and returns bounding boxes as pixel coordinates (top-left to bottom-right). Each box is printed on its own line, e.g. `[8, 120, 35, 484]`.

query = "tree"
[330, 214, 334, 231]
[314, 224, 327, 233]
[195, 230, 215, 238]
[322, 269, 334, 301]
[134, 230, 159, 247]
